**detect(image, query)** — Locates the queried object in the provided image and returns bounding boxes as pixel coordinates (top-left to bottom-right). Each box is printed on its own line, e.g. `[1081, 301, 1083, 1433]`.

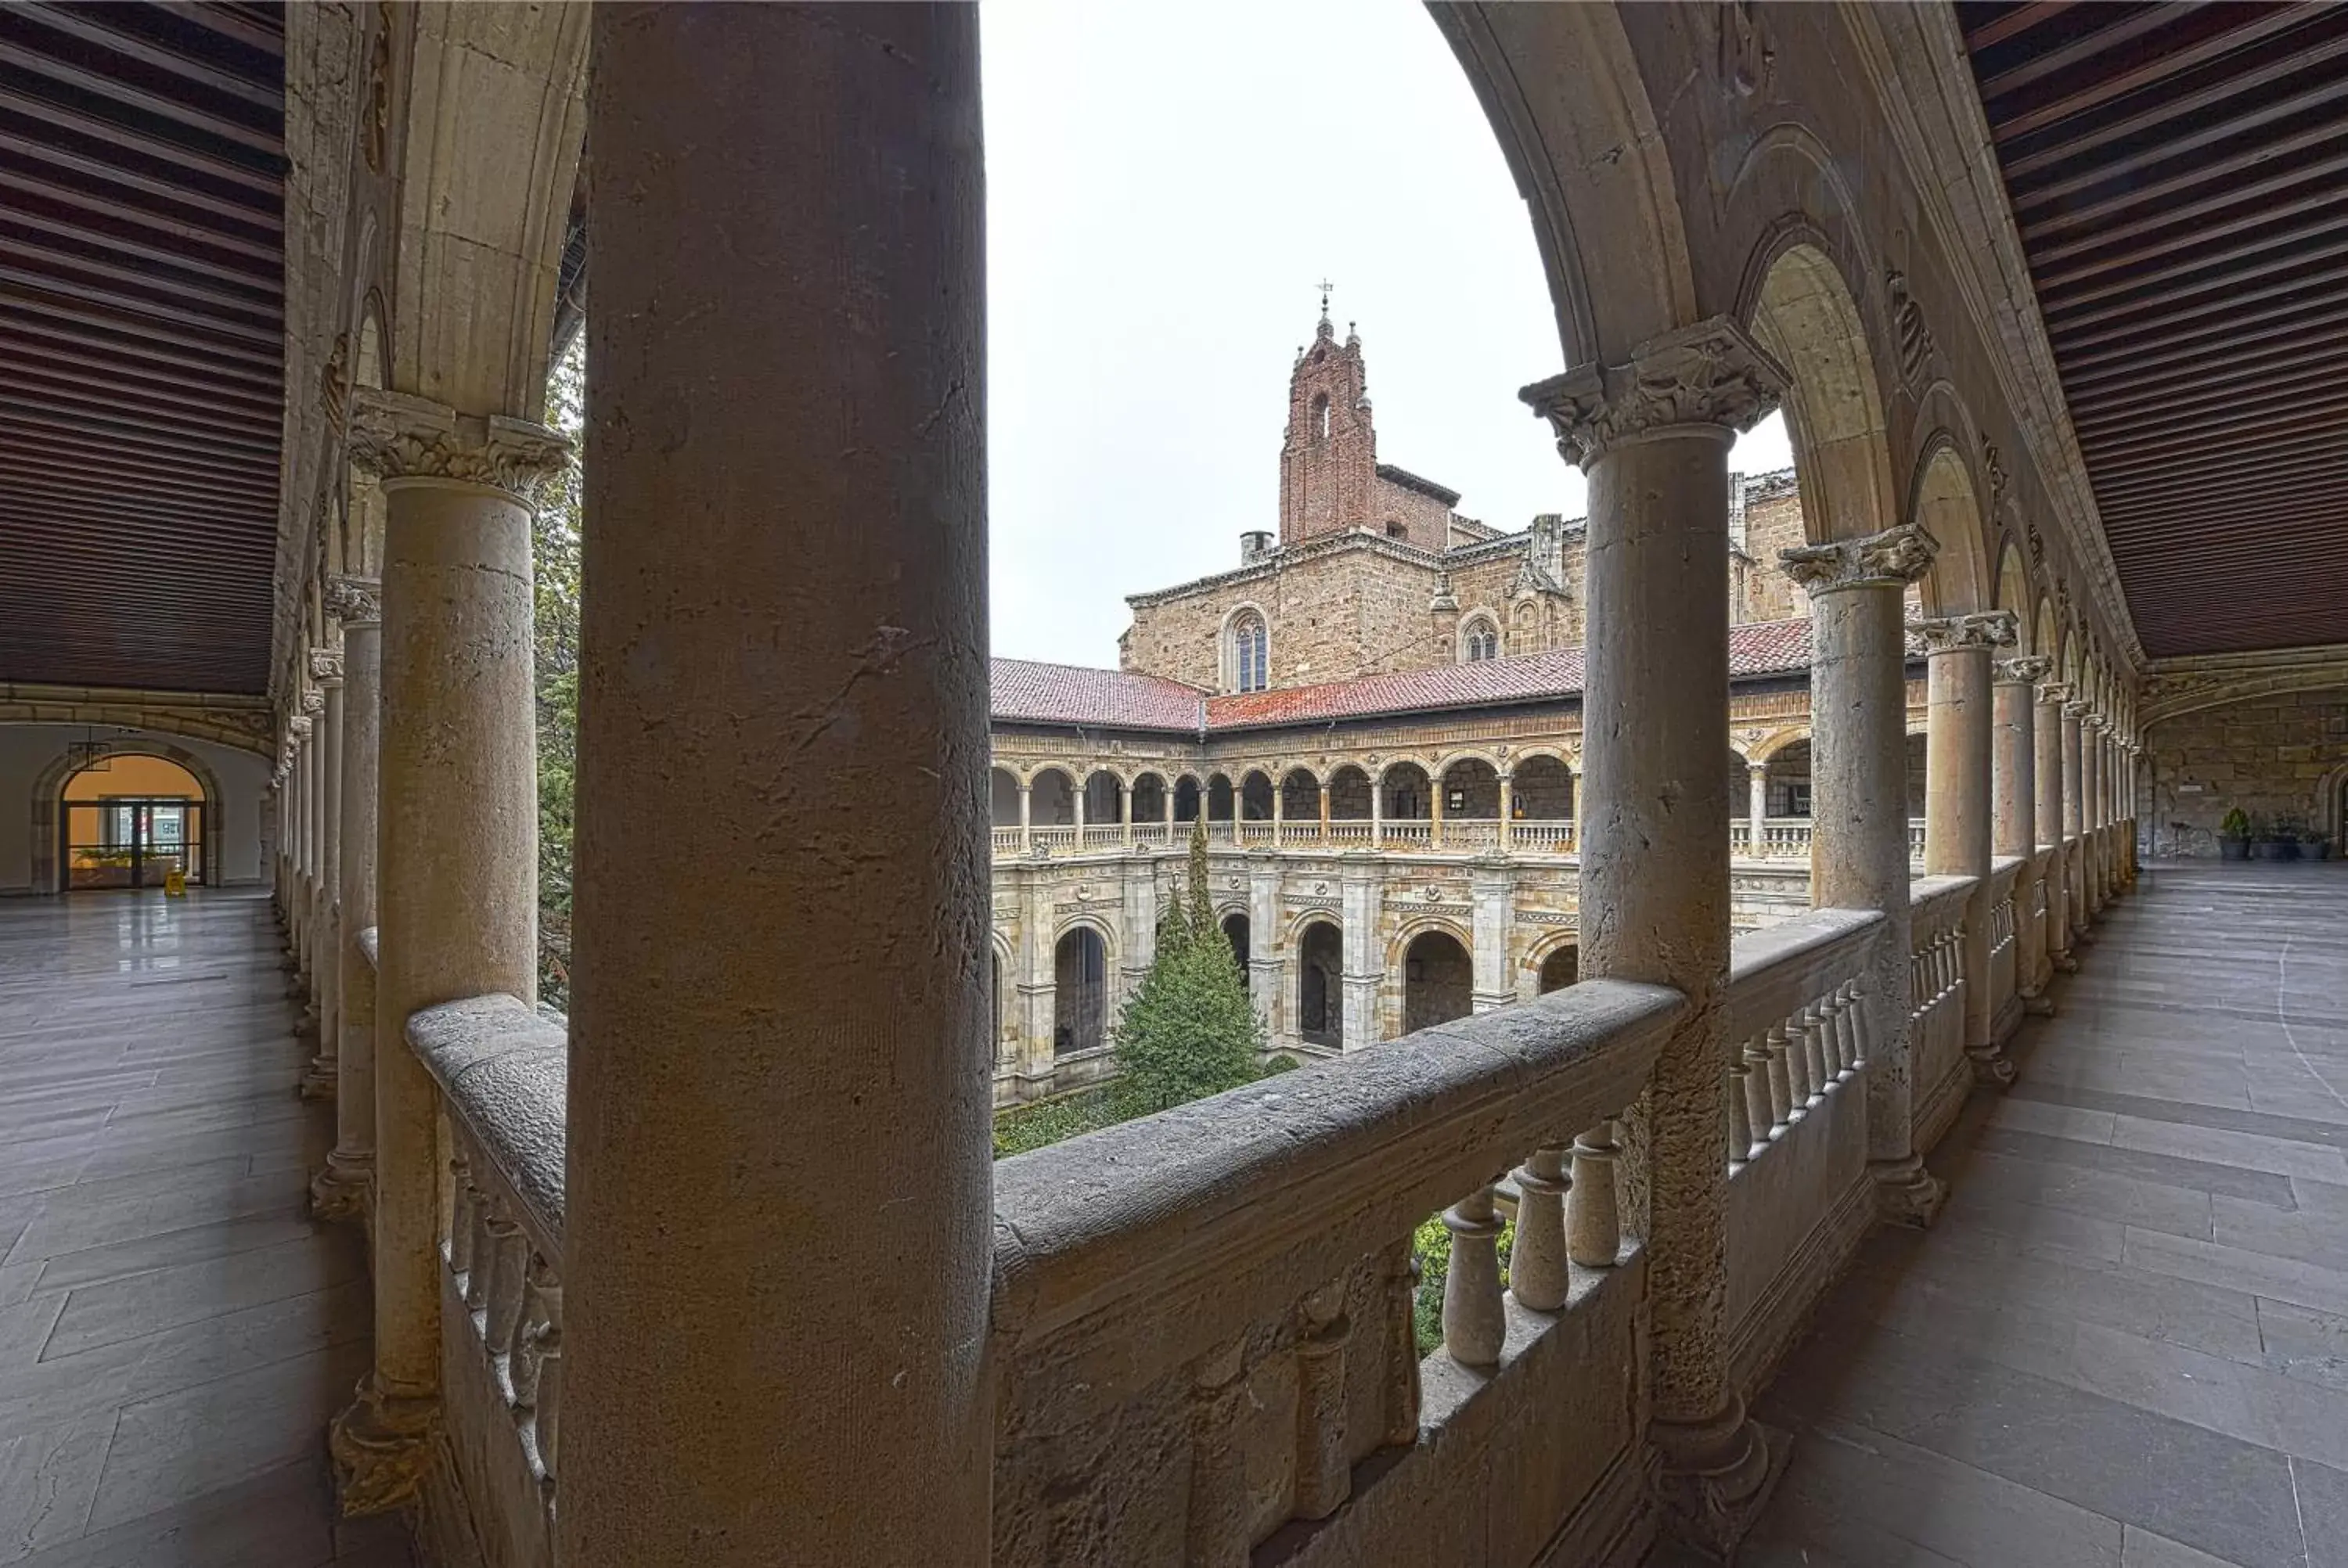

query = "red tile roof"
[990, 620, 1814, 735]
[990, 659, 1205, 733]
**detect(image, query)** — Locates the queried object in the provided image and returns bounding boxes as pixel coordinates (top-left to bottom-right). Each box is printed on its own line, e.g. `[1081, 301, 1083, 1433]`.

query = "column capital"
[1519, 316, 1784, 471]
[1995, 654, 2052, 686]
[286, 713, 315, 745]
[2081, 711, 2110, 732]
[300, 687, 326, 717]
[1778, 521, 1939, 595]
[1911, 610, 2018, 656]
[349, 387, 571, 504]
[326, 575, 383, 628]
[2037, 679, 2073, 707]
[308, 646, 344, 688]
[2062, 699, 2091, 721]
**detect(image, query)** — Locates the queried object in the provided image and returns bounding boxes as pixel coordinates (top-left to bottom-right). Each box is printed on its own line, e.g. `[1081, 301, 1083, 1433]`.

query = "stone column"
[2062, 701, 2089, 939]
[285, 718, 312, 970]
[1370, 772, 1385, 846]
[1997, 656, 2051, 1013]
[1017, 873, 1054, 1083]
[1249, 857, 1283, 1034]
[1317, 778, 1330, 840]
[1781, 522, 1942, 1225]
[303, 649, 345, 1101]
[2080, 716, 2104, 914]
[1528, 316, 1782, 1554]
[315, 577, 381, 1221]
[1430, 768, 1446, 848]
[1470, 864, 1514, 1012]
[329, 390, 561, 1513]
[2037, 682, 2075, 973]
[1017, 779, 1032, 852]
[1120, 776, 1133, 843]
[1120, 857, 1157, 999]
[1496, 772, 1514, 852]
[1917, 611, 2014, 1084]
[1748, 763, 1770, 857]
[560, 9, 989, 1563]
[1341, 865, 1383, 1047]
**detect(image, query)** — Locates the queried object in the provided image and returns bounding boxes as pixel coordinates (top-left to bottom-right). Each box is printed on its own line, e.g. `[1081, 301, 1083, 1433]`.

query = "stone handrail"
[1908, 874, 1975, 1110]
[1722, 908, 1882, 1167]
[405, 995, 569, 1536]
[989, 977, 1684, 1555]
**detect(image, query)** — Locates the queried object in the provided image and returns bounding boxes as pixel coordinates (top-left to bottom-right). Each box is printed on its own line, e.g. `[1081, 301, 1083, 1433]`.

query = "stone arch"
[1748, 726, 1811, 764]
[30, 736, 227, 893]
[1279, 766, 1320, 821]
[1206, 772, 1236, 822]
[1050, 919, 1113, 1059]
[989, 766, 1020, 829]
[1430, 5, 1698, 369]
[388, 6, 589, 419]
[1394, 921, 1474, 1037]
[1294, 916, 1343, 1049]
[1378, 760, 1434, 822]
[1994, 539, 2035, 651]
[1908, 433, 1992, 616]
[1219, 911, 1251, 973]
[1528, 932, 1580, 995]
[1326, 764, 1373, 822]
[1080, 768, 1123, 825]
[1511, 753, 1575, 819]
[1741, 231, 1898, 547]
[2036, 598, 2063, 678]
[1173, 774, 1202, 823]
[1130, 771, 1169, 825]
[1027, 766, 1076, 827]
[1439, 756, 1503, 820]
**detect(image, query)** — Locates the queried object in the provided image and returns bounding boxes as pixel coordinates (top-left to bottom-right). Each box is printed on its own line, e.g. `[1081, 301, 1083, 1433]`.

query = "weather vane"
[1317, 278, 1333, 318]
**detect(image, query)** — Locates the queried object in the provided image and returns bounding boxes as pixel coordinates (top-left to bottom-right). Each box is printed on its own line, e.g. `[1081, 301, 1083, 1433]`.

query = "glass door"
[63, 797, 204, 890]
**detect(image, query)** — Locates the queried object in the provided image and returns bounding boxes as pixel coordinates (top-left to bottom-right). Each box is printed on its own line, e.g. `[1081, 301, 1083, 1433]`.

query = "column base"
[330, 1379, 437, 1516]
[1649, 1401, 1788, 1563]
[300, 1057, 337, 1101]
[2049, 951, 2079, 973]
[1967, 1047, 2018, 1088]
[310, 1152, 372, 1223]
[1869, 1156, 1946, 1228]
[2021, 989, 2058, 1018]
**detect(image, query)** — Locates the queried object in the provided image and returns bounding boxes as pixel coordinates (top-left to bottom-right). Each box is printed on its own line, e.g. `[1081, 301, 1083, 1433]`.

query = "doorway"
[61, 754, 208, 891]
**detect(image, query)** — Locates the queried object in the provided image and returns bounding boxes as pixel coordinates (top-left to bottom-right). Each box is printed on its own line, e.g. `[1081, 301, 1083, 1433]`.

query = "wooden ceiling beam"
[2, 200, 282, 292]
[2029, 147, 2348, 267]
[2011, 72, 2348, 214]
[4, 340, 283, 416]
[2070, 356, 2348, 429]
[1973, 5, 2191, 101]
[1991, 8, 2319, 145]
[2055, 296, 2348, 381]
[0, 39, 283, 159]
[14, 5, 283, 111]
[0, 309, 282, 387]
[0, 472, 279, 532]
[0, 446, 279, 506]
[0, 414, 282, 484]
[0, 131, 281, 238]
[147, 2, 283, 59]
[0, 391, 280, 459]
[0, 268, 277, 351]
[2032, 192, 2348, 292]
[0, 85, 278, 199]
[2047, 258, 2348, 350]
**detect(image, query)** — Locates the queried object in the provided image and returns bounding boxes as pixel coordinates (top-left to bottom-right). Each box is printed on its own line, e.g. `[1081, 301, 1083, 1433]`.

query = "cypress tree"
[1111, 814, 1268, 1117]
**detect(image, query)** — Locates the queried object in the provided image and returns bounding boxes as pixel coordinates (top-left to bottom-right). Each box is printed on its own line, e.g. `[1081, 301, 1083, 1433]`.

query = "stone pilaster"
[2062, 701, 2089, 940]
[558, 9, 991, 1563]
[1469, 862, 1515, 1012]
[1341, 864, 1384, 1047]
[2036, 682, 2076, 973]
[1528, 314, 1785, 1557]
[1916, 610, 2015, 1084]
[1996, 656, 2052, 1012]
[1248, 854, 1284, 1035]
[330, 387, 566, 1515]
[315, 577, 381, 1221]
[301, 647, 344, 1101]
[1782, 521, 1943, 1225]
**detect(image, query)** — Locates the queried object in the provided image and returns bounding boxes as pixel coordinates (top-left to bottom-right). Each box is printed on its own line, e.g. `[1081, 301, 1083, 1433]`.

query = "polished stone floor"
[1734, 860, 2348, 1568]
[0, 890, 409, 1566]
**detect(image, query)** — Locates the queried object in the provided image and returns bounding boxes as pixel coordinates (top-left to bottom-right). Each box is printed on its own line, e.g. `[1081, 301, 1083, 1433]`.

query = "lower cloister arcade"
[7, 5, 2339, 1568]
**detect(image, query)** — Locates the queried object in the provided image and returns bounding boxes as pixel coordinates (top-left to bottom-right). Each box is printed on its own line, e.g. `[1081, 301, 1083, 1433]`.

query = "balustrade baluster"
[483, 1215, 530, 1395]
[1763, 1023, 1793, 1135]
[464, 1186, 496, 1314]
[1441, 1185, 1507, 1368]
[1847, 980, 1872, 1068]
[1510, 1142, 1571, 1311]
[528, 1269, 564, 1487]
[1783, 1012, 1813, 1112]
[1381, 1239, 1421, 1444]
[1187, 1342, 1252, 1566]
[1293, 1281, 1352, 1519]
[512, 1254, 555, 1410]
[1565, 1121, 1621, 1267]
[1801, 1005, 1830, 1103]
[448, 1153, 478, 1279]
[1727, 1059, 1755, 1169]
[1740, 1038, 1773, 1160]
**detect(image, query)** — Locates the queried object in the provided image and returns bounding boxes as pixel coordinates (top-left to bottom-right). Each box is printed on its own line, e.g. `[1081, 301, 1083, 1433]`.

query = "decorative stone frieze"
[1910, 610, 2016, 654]
[1519, 317, 1785, 470]
[1778, 521, 1939, 595]
[310, 647, 345, 685]
[1996, 655, 2051, 686]
[326, 575, 384, 627]
[348, 387, 571, 503]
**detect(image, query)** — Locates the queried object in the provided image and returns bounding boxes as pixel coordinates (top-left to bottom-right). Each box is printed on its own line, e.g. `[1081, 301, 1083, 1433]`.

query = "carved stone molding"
[2062, 701, 2091, 722]
[1995, 655, 2052, 686]
[1520, 317, 1785, 471]
[1910, 610, 2017, 655]
[2139, 642, 2348, 728]
[287, 714, 315, 743]
[349, 387, 571, 503]
[300, 689, 326, 717]
[308, 647, 344, 685]
[2037, 680, 2073, 707]
[1885, 270, 1936, 388]
[1778, 522, 1939, 596]
[2080, 712, 2109, 732]
[327, 576, 384, 627]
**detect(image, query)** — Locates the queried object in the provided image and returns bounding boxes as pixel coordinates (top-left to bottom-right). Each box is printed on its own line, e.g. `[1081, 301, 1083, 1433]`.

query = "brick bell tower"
[1278, 286, 1377, 545]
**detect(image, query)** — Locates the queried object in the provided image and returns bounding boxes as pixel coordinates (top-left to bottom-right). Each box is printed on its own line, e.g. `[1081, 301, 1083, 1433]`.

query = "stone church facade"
[988, 312, 1921, 1102]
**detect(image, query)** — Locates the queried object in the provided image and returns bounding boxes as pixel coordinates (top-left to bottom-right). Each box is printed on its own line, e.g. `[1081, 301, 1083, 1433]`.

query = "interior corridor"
[1738, 862, 2348, 1568]
[0, 890, 406, 1566]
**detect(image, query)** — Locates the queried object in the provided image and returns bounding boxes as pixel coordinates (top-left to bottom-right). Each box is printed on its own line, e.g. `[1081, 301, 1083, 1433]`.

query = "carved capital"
[2081, 711, 2109, 732]
[349, 387, 571, 504]
[1910, 610, 2017, 656]
[1520, 317, 1784, 470]
[286, 714, 314, 743]
[299, 688, 326, 716]
[326, 575, 383, 628]
[1779, 522, 1939, 595]
[308, 647, 344, 685]
[2037, 680, 2073, 707]
[1996, 654, 2052, 686]
[2063, 700, 2091, 721]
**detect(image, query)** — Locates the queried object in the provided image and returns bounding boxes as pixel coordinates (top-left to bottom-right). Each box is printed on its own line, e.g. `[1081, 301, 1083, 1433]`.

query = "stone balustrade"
[1908, 874, 1975, 1141]
[985, 817, 1940, 862]
[1722, 908, 1879, 1168]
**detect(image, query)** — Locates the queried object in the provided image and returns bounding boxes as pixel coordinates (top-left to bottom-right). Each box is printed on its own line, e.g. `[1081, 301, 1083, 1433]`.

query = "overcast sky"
[981, 0, 1789, 669]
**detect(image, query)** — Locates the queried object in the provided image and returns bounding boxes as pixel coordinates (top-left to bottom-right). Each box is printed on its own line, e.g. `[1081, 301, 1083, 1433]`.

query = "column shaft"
[1995, 659, 2049, 1006]
[318, 588, 382, 1219]
[304, 665, 345, 1100]
[2063, 707, 2087, 936]
[1748, 764, 1770, 857]
[1918, 616, 2009, 1080]
[2036, 688, 2073, 972]
[562, 9, 990, 1563]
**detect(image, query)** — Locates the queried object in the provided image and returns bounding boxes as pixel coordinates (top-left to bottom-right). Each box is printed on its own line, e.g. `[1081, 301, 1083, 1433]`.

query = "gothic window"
[1314, 394, 1331, 440]
[1230, 610, 1269, 692]
[1462, 617, 1500, 662]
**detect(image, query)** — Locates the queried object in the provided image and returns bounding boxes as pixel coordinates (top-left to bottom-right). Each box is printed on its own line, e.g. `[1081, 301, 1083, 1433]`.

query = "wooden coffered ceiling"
[1961, 2, 2348, 661]
[0, 1, 284, 696]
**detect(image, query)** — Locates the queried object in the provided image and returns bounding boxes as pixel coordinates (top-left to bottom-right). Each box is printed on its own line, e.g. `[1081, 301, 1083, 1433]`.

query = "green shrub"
[992, 1088, 1115, 1157]
[2220, 807, 2252, 840]
[1110, 818, 1269, 1120]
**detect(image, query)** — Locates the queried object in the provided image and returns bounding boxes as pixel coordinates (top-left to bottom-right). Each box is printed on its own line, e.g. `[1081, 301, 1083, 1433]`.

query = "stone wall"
[0, 724, 272, 894]
[1122, 537, 1448, 689]
[1734, 475, 1810, 625]
[2145, 687, 2348, 852]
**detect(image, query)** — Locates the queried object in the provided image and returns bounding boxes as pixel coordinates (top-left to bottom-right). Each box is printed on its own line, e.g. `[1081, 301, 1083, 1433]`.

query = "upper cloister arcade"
[1, 5, 2343, 1568]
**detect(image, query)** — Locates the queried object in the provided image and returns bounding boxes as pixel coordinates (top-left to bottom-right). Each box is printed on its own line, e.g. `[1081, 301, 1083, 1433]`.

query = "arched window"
[1313, 393, 1331, 441]
[1230, 611, 1269, 693]
[1461, 617, 1499, 662]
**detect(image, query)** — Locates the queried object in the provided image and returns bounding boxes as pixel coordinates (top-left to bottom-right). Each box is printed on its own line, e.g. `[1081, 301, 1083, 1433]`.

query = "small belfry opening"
[1053, 926, 1107, 1057]
[1401, 928, 1471, 1035]
[61, 753, 207, 891]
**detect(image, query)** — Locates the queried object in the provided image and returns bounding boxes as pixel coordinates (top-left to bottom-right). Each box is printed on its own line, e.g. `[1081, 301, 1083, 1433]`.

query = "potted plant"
[2220, 807, 2253, 861]
[2303, 826, 2332, 862]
